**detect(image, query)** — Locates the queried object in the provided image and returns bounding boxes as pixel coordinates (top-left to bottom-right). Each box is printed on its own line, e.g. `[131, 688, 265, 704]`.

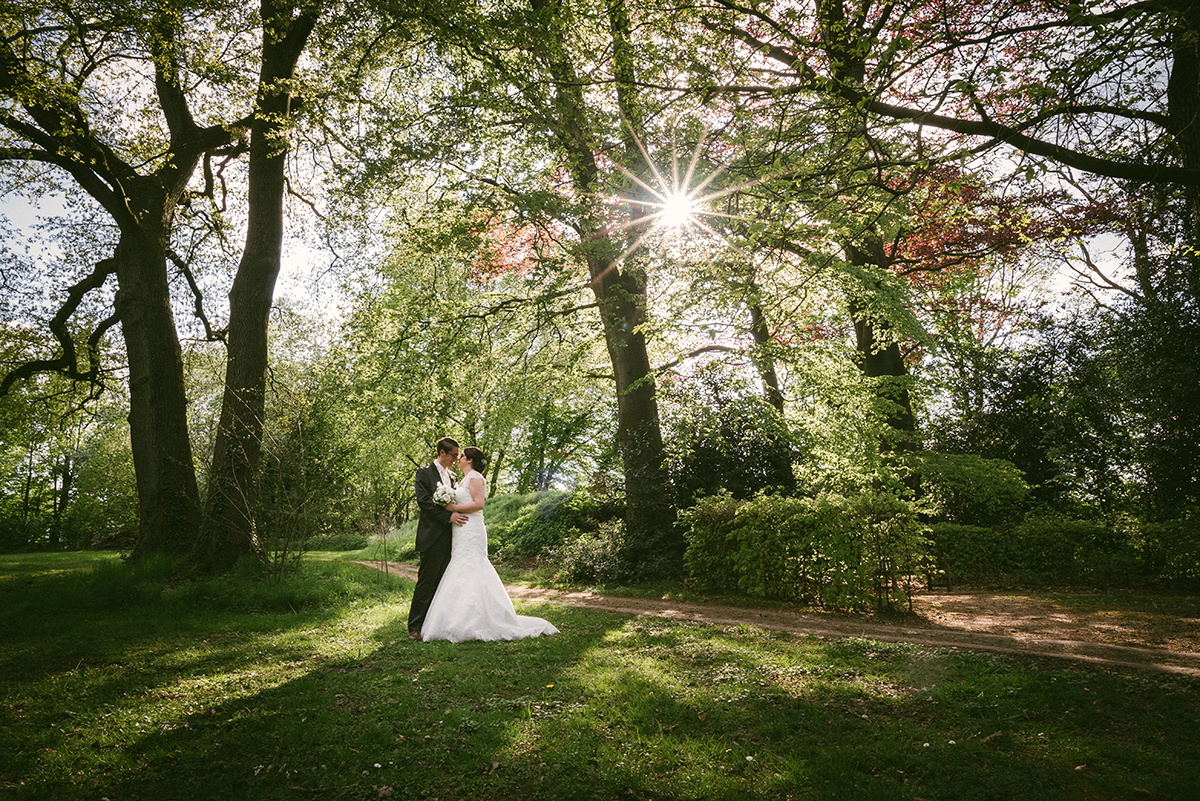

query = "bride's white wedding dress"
[420, 470, 559, 643]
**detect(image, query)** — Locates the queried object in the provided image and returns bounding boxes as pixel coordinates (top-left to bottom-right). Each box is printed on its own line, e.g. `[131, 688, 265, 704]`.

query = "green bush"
[927, 515, 1200, 588]
[683, 490, 928, 611]
[0, 515, 48, 552]
[678, 493, 740, 592]
[491, 490, 623, 558]
[913, 452, 1030, 526]
[661, 366, 799, 505]
[927, 523, 1011, 585]
[551, 519, 627, 584]
[1141, 517, 1200, 585]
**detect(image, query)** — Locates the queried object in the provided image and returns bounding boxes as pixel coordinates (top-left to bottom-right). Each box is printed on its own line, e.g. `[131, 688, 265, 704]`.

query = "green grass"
[2, 552, 1197, 800]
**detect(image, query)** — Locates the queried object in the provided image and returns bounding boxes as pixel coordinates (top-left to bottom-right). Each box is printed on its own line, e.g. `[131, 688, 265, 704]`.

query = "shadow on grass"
[3, 554, 1198, 801]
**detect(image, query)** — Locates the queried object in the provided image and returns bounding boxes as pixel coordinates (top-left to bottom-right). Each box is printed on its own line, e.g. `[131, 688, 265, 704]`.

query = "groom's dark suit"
[407, 462, 455, 635]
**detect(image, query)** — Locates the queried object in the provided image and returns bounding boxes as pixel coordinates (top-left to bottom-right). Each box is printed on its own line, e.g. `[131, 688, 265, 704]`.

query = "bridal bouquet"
[433, 482, 456, 505]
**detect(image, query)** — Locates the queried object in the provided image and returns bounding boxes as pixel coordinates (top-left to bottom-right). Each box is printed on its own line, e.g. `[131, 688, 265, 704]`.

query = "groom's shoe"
[408, 630, 422, 640]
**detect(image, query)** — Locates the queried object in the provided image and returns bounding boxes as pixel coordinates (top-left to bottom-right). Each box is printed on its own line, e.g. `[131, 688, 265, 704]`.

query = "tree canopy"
[1, 0, 1196, 575]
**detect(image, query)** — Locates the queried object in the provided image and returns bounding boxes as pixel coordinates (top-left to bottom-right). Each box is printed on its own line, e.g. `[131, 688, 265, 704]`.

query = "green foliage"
[60, 426, 139, 549]
[659, 365, 798, 505]
[491, 490, 624, 559]
[677, 491, 740, 590]
[1141, 517, 1200, 585]
[550, 518, 627, 584]
[511, 400, 599, 493]
[0, 379, 136, 552]
[0, 516, 47, 553]
[913, 451, 1030, 526]
[929, 516, 1200, 588]
[1104, 239, 1200, 520]
[925, 523, 1009, 585]
[682, 490, 929, 611]
[924, 309, 1144, 517]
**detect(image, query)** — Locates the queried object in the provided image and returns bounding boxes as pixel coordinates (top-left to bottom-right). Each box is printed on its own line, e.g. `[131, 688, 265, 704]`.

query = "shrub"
[679, 492, 740, 592]
[683, 490, 928, 611]
[0, 515, 48, 552]
[927, 523, 1012, 585]
[1141, 517, 1200, 586]
[552, 519, 627, 584]
[1011, 516, 1112, 584]
[491, 490, 623, 559]
[927, 516, 1200, 588]
[913, 452, 1030, 526]
[661, 365, 799, 506]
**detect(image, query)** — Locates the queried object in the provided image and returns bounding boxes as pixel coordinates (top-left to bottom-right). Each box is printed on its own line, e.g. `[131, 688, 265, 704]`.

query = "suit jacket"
[414, 462, 454, 553]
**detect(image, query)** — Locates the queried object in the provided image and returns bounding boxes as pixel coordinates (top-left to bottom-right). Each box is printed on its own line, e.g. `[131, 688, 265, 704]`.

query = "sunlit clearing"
[658, 192, 696, 228]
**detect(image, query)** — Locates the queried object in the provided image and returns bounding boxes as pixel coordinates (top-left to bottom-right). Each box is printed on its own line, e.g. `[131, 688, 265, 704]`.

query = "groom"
[407, 437, 468, 640]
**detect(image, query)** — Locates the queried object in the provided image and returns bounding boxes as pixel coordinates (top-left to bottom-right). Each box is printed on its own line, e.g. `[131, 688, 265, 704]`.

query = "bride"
[420, 446, 559, 643]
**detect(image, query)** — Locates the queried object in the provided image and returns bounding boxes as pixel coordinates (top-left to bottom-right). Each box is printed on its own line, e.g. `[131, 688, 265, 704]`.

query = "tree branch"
[0, 257, 117, 397]
[167, 248, 226, 342]
[709, 17, 1200, 186]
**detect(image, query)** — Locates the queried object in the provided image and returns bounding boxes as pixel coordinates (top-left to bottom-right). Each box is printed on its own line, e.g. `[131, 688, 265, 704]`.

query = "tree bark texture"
[118, 206, 203, 559]
[1167, 2, 1200, 232]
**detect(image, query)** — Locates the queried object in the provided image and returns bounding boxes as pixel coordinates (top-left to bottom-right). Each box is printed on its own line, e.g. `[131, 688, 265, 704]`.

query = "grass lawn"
[2, 550, 1197, 800]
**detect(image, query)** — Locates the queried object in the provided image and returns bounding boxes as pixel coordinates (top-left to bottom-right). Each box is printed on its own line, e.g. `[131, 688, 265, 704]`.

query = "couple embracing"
[406, 437, 559, 643]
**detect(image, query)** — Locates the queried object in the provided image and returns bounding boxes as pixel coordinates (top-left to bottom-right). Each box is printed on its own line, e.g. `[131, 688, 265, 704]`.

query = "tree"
[400, 0, 713, 573]
[191, 0, 319, 572]
[330, 184, 609, 507]
[0, 0, 324, 569]
[0, 0, 238, 555]
[710, 1, 1200, 184]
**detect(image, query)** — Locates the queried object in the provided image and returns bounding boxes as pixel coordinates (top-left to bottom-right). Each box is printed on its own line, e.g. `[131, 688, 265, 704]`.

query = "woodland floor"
[358, 561, 1200, 678]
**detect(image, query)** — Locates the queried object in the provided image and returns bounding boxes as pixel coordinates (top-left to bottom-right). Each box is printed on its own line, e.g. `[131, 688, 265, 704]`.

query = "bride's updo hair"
[463, 446, 488, 475]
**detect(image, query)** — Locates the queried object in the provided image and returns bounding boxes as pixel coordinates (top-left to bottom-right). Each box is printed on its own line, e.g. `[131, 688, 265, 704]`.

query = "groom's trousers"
[407, 532, 453, 633]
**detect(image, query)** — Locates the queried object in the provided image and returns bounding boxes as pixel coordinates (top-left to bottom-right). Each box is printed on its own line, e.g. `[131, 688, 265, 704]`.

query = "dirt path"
[358, 561, 1200, 678]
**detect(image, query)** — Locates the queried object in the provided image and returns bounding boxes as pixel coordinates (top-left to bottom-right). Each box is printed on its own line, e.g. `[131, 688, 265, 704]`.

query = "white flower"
[433, 483, 456, 505]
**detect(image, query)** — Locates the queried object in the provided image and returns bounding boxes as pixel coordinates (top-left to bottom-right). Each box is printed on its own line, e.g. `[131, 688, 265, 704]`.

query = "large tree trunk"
[1169, 2, 1200, 234]
[118, 215, 202, 559]
[602, 0, 677, 571]
[532, 0, 676, 575]
[585, 248, 675, 561]
[194, 1, 318, 572]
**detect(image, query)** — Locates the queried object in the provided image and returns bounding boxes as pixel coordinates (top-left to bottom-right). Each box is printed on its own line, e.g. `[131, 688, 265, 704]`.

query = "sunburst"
[606, 123, 764, 258]
[658, 190, 697, 228]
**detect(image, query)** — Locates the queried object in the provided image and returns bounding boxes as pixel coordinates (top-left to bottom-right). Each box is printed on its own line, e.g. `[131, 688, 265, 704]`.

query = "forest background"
[2, 0, 1198, 606]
